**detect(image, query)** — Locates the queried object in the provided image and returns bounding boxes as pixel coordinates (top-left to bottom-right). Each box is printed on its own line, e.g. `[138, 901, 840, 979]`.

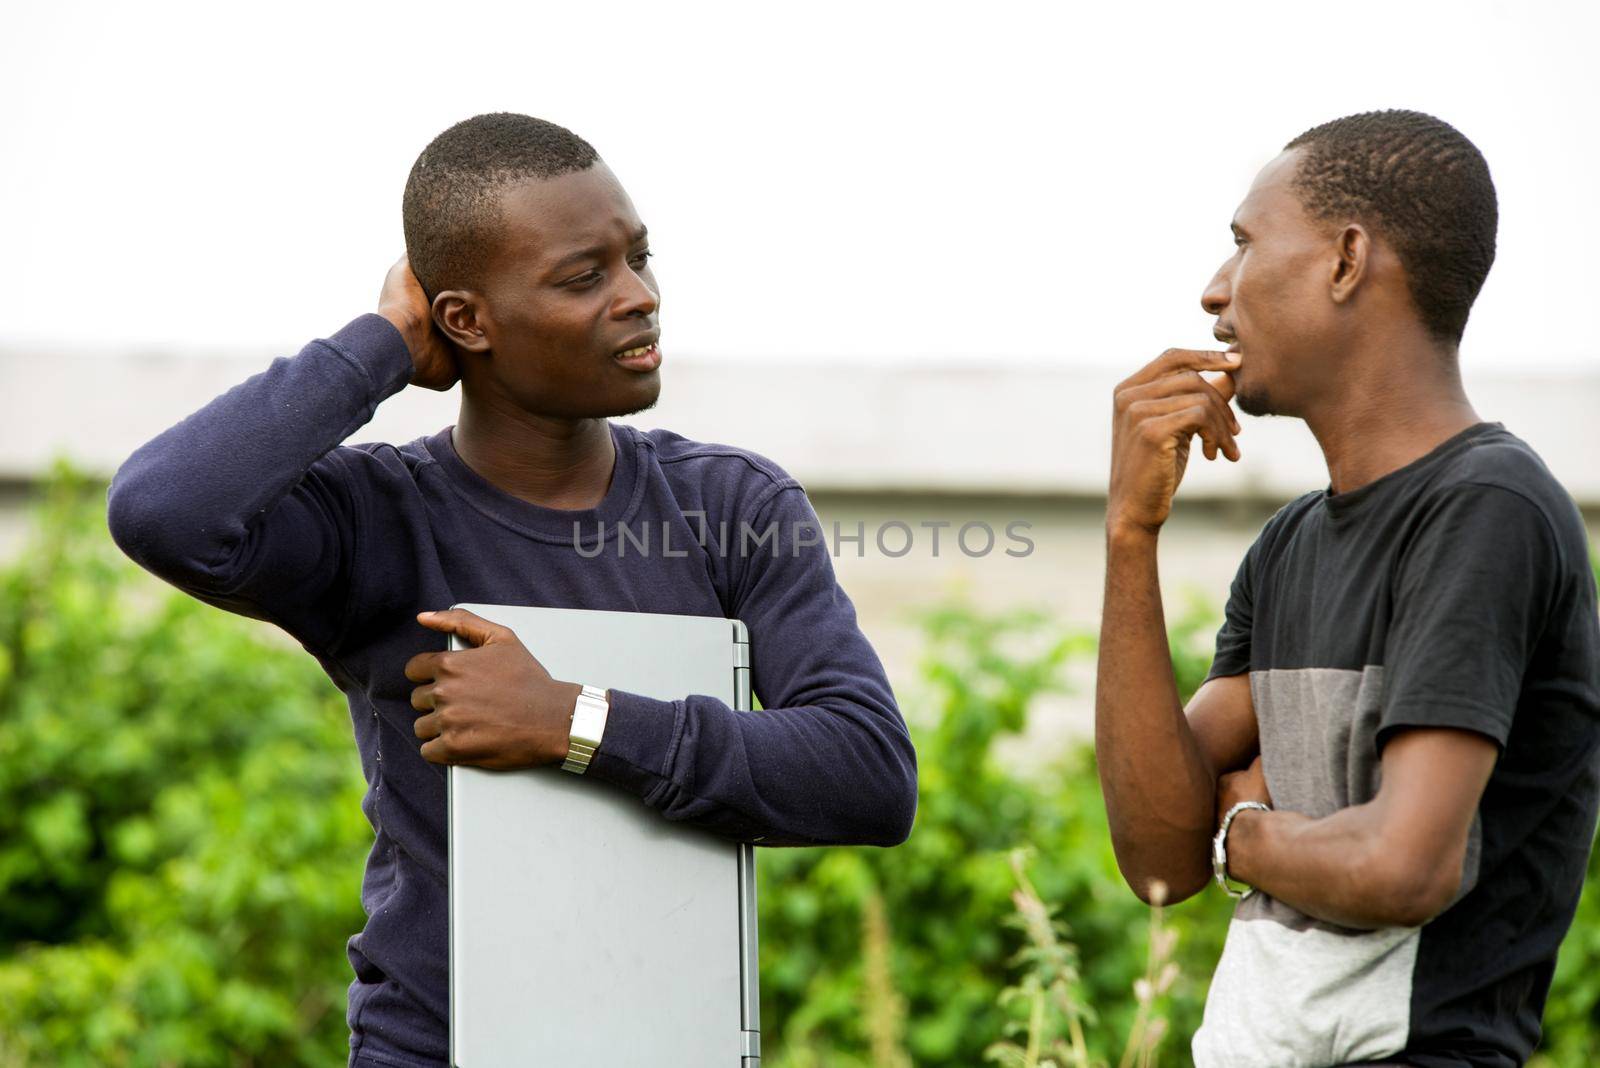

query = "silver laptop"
[447, 603, 759, 1067]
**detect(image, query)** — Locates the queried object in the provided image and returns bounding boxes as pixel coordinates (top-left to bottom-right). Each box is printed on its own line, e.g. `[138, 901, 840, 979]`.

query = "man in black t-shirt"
[1094, 109, 1600, 1068]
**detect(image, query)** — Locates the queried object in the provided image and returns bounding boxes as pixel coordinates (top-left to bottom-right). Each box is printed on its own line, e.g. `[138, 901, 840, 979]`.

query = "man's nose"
[1200, 262, 1232, 317]
[614, 267, 659, 319]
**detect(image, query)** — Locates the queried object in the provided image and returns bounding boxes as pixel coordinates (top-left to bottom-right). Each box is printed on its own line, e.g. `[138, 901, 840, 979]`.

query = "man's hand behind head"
[378, 254, 460, 392]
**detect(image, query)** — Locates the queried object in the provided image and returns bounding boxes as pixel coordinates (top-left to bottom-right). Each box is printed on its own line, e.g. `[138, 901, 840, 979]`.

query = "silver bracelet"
[1212, 800, 1271, 899]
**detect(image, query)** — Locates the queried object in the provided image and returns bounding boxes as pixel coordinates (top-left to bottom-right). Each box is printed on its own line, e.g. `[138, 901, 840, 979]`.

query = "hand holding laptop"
[405, 607, 584, 769]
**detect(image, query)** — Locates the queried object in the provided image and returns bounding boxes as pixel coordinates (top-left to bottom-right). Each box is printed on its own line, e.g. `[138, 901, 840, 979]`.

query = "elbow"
[1106, 817, 1213, 907]
[1114, 846, 1210, 907]
[863, 764, 918, 847]
[881, 779, 918, 847]
[105, 464, 214, 583]
[1388, 865, 1459, 928]
[860, 744, 918, 847]
[1353, 849, 1461, 928]
[105, 466, 161, 565]
[1128, 869, 1208, 908]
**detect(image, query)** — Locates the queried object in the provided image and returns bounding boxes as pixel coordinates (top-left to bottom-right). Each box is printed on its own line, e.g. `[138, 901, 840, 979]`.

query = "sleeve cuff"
[1376, 700, 1512, 753]
[587, 689, 684, 798]
[1205, 652, 1251, 684]
[321, 313, 415, 399]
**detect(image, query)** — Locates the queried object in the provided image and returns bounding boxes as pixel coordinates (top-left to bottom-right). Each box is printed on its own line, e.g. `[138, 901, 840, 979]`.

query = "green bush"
[0, 465, 369, 1066]
[756, 598, 1233, 1068]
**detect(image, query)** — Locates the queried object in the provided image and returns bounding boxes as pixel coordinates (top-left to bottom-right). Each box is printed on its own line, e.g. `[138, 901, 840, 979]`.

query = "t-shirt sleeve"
[1377, 482, 1561, 750]
[1206, 544, 1257, 682]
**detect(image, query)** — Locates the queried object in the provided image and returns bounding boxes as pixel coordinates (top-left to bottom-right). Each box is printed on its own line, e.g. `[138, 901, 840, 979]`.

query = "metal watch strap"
[560, 685, 610, 775]
[1213, 800, 1271, 899]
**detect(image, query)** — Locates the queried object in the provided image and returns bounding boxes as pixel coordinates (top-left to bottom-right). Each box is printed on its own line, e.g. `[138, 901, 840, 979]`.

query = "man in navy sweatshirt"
[106, 112, 918, 1068]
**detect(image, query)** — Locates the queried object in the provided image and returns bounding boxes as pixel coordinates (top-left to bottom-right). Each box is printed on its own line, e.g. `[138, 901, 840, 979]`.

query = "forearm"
[1096, 527, 1218, 900]
[1226, 806, 1450, 929]
[107, 314, 412, 586]
[595, 484, 918, 847]
[590, 689, 917, 847]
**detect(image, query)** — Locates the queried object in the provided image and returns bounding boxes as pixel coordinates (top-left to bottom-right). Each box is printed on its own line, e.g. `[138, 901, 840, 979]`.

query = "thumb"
[417, 608, 510, 648]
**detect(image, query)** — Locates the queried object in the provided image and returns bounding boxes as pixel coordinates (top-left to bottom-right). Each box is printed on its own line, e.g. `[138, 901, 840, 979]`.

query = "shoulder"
[629, 425, 804, 516]
[1248, 490, 1323, 558]
[331, 430, 445, 476]
[1421, 426, 1588, 565]
[285, 434, 440, 516]
[633, 425, 798, 487]
[1438, 425, 1559, 493]
[1265, 490, 1323, 531]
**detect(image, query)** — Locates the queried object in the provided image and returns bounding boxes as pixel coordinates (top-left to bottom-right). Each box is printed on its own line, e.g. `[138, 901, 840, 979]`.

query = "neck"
[452, 390, 617, 510]
[1301, 340, 1480, 495]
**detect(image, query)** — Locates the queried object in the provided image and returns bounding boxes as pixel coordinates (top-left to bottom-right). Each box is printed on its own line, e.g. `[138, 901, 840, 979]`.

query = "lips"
[613, 342, 662, 372]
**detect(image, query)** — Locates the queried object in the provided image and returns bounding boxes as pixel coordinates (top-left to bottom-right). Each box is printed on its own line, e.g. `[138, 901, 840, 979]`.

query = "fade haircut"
[402, 113, 599, 298]
[1285, 110, 1497, 345]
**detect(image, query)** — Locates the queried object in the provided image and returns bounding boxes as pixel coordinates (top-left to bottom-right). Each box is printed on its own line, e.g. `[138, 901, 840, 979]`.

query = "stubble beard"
[1234, 386, 1278, 418]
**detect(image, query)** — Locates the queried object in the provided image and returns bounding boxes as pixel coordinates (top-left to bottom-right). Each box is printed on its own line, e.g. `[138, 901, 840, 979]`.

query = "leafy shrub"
[984, 849, 1180, 1068]
[757, 600, 1234, 1067]
[0, 465, 369, 1066]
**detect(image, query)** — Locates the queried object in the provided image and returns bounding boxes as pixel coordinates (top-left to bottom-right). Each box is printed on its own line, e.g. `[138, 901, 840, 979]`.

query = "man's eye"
[630, 250, 654, 268]
[565, 272, 602, 287]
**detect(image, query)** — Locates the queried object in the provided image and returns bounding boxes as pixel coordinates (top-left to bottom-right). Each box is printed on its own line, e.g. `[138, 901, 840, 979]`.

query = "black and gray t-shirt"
[1193, 422, 1600, 1068]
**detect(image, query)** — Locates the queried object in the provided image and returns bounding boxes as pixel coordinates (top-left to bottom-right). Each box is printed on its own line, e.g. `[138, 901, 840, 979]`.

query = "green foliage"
[981, 848, 1180, 1068]
[757, 600, 1234, 1067]
[0, 463, 369, 1066]
[984, 849, 1096, 1068]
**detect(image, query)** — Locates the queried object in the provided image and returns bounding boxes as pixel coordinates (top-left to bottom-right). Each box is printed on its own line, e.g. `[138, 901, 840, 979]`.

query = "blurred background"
[2, 1, 1596, 1065]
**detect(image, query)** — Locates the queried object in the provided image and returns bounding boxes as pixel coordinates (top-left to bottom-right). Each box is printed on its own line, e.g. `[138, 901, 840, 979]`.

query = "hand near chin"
[378, 254, 460, 392]
[1107, 348, 1243, 538]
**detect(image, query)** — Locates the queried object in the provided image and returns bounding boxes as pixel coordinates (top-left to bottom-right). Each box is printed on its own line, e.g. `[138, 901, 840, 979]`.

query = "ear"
[1328, 224, 1371, 305]
[431, 291, 492, 354]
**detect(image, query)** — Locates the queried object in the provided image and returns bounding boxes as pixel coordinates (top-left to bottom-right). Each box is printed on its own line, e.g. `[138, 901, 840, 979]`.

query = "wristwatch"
[561, 685, 610, 775]
[1212, 800, 1271, 899]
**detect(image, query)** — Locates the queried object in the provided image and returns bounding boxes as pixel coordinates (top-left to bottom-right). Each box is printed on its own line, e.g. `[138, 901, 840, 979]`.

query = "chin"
[1234, 386, 1280, 418]
[602, 378, 662, 419]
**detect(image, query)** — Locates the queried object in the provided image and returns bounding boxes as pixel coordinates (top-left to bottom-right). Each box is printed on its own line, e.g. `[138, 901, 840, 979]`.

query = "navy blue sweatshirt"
[105, 313, 918, 1067]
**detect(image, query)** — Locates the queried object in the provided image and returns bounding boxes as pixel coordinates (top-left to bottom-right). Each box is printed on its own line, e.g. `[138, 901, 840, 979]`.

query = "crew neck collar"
[1321, 421, 1501, 519]
[422, 420, 645, 544]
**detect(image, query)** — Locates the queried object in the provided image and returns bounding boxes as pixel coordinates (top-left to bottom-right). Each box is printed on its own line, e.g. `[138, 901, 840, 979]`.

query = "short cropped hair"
[401, 113, 599, 297]
[1285, 110, 1497, 344]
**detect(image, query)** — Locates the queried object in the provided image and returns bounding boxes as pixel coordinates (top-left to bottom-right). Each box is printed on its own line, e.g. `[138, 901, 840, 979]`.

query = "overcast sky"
[3, 0, 1595, 368]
